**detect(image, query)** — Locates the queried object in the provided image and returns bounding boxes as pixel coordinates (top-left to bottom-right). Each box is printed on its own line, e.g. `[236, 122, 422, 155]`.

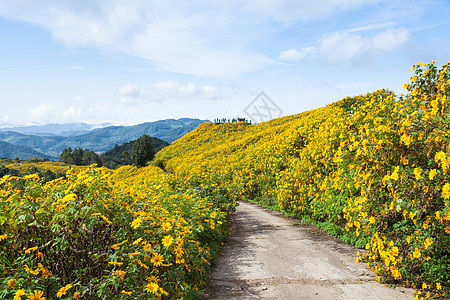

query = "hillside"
[0, 118, 208, 159]
[1, 60, 448, 298]
[0, 140, 50, 159]
[155, 61, 450, 297]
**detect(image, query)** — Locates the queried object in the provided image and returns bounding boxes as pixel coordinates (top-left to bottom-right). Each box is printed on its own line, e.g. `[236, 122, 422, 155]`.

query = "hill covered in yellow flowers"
[1, 60, 448, 299]
[155, 60, 450, 298]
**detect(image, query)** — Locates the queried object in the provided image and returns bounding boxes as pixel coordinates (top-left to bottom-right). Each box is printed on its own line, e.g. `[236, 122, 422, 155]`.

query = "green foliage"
[101, 137, 168, 169]
[0, 165, 18, 177]
[59, 147, 102, 166]
[131, 135, 155, 167]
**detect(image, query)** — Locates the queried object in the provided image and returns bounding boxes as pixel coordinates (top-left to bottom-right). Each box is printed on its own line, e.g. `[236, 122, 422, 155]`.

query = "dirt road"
[206, 201, 414, 300]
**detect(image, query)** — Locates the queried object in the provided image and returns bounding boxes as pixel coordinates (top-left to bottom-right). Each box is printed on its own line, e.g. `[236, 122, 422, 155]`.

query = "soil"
[206, 201, 414, 300]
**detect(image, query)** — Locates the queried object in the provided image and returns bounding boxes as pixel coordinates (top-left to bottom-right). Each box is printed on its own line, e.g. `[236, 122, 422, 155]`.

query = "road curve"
[206, 201, 414, 300]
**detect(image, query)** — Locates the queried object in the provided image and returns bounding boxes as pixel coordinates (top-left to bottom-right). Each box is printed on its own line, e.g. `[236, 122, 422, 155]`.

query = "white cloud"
[318, 27, 409, 63]
[0, 1, 271, 78]
[117, 83, 141, 104]
[0, 0, 393, 78]
[29, 104, 58, 121]
[151, 80, 220, 100]
[279, 47, 316, 61]
[118, 83, 141, 97]
[202, 86, 220, 99]
[372, 28, 409, 51]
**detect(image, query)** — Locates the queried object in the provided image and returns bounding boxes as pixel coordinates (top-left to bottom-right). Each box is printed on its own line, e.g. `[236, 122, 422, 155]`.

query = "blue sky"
[0, 0, 449, 126]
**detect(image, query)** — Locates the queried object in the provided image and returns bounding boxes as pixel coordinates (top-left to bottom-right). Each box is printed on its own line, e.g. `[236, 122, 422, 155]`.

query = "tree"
[59, 147, 73, 164]
[82, 150, 102, 166]
[59, 147, 101, 166]
[131, 135, 155, 167]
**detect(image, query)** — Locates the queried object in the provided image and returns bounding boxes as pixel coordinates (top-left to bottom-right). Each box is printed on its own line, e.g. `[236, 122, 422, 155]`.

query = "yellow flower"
[15, 289, 26, 300]
[429, 169, 437, 180]
[27, 290, 46, 300]
[100, 215, 112, 225]
[162, 221, 172, 231]
[400, 134, 413, 146]
[162, 235, 173, 247]
[145, 282, 160, 294]
[111, 240, 128, 250]
[24, 174, 40, 181]
[121, 290, 132, 296]
[413, 247, 421, 259]
[151, 252, 164, 267]
[146, 275, 160, 283]
[390, 166, 400, 181]
[7, 278, 16, 289]
[37, 252, 44, 262]
[423, 238, 433, 250]
[25, 246, 38, 254]
[442, 183, 450, 199]
[0, 233, 7, 241]
[38, 263, 51, 278]
[435, 151, 446, 163]
[390, 266, 401, 278]
[24, 265, 40, 276]
[131, 217, 142, 229]
[132, 237, 142, 245]
[112, 270, 126, 282]
[436, 282, 442, 290]
[413, 168, 422, 180]
[392, 246, 399, 257]
[72, 292, 80, 299]
[57, 284, 73, 298]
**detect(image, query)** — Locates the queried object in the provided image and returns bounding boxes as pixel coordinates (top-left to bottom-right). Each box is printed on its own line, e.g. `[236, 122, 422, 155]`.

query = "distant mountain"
[0, 118, 209, 159]
[0, 131, 63, 159]
[0, 122, 111, 136]
[0, 141, 50, 159]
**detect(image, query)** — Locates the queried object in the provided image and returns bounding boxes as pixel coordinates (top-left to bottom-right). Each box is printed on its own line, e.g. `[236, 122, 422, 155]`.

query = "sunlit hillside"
[156, 60, 450, 298]
[1, 61, 449, 299]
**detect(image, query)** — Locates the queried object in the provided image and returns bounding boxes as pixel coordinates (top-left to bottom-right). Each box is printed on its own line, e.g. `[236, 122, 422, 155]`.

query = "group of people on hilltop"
[214, 118, 252, 124]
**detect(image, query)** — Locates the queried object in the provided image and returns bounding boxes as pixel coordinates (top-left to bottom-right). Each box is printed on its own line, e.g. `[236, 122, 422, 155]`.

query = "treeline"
[59, 148, 102, 166]
[59, 134, 159, 168]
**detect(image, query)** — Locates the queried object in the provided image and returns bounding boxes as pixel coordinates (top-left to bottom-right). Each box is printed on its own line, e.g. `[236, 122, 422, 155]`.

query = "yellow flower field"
[1, 60, 449, 299]
[155, 60, 450, 299]
[1, 165, 230, 298]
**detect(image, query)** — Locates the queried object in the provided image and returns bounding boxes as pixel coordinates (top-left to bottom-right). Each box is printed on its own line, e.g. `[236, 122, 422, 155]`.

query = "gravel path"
[206, 201, 414, 300]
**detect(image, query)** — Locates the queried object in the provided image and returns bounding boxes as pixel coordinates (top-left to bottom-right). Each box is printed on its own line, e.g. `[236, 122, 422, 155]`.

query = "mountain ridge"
[0, 141, 50, 159]
[0, 118, 209, 159]
[0, 122, 111, 136]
